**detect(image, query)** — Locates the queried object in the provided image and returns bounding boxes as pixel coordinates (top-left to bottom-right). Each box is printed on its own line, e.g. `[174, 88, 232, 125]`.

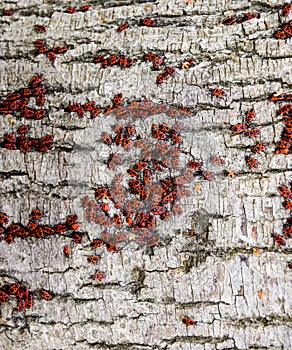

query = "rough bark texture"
[0, 0, 292, 349]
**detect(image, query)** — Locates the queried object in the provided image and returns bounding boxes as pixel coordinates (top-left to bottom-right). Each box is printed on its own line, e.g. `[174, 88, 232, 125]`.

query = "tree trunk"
[0, 1, 291, 349]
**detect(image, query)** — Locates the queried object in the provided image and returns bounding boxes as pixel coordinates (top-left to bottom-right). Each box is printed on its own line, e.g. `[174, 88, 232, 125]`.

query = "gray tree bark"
[0, 0, 291, 349]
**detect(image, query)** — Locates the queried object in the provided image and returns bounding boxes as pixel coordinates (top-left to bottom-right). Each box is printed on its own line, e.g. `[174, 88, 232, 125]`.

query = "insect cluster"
[272, 183, 292, 247]
[0, 211, 80, 244]
[1, 131, 54, 153]
[33, 39, 70, 65]
[222, 12, 260, 25]
[79, 97, 230, 248]
[0, 74, 47, 118]
[0, 282, 56, 312]
[269, 98, 292, 155]
[230, 108, 268, 169]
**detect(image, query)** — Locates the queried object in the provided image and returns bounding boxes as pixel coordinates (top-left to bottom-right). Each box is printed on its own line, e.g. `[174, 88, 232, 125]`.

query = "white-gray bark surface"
[0, 0, 291, 349]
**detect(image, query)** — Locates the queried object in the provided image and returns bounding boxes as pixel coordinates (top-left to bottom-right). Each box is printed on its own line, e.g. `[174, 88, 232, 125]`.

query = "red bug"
[9, 283, 21, 295]
[91, 272, 107, 281]
[230, 123, 248, 134]
[63, 246, 70, 257]
[17, 125, 29, 135]
[210, 87, 227, 98]
[34, 24, 46, 32]
[202, 170, 215, 180]
[119, 55, 134, 68]
[287, 262, 292, 269]
[153, 55, 165, 70]
[0, 290, 10, 302]
[189, 230, 196, 237]
[277, 185, 292, 199]
[244, 128, 261, 138]
[78, 5, 92, 12]
[272, 233, 287, 247]
[52, 46, 68, 54]
[27, 219, 39, 232]
[87, 255, 101, 263]
[65, 102, 81, 113]
[33, 86, 47, 95]
[277, 103, 292, 115]
[283, 223, 292, 239]
[83, 101, 96, 111]
[222, 16, 237, 25]
[252, 141, 268, 153]
[53, 223, 67, 233]
[144, 52, 157, 61]
[139, 18, 156, 27]
[40, 289, 53, 300]
[268, 93, 292, 101]
[6, 91, 21, 101]
[64, 7, 76, 14]
[92, 55, 104, 63]
[47, 51, 57, 64]
[182, 317, 197, 326]
[2, 10, 14, 16]
[36, 46, 49, 55]
[20, 88, 33, 98]
[91, 239, 105, 248]
[273, 30, 287, 39]
[33, 40, 46, 48]
[165, 67, 176, 77]
[42, 225, 55, 235]
[30, 209, 44, 220]
[108, 54, 120, 66]
[156, 70, 170, 84]
[29, 73, 44, 87]
[101, 132, 113, 145]
[101, 58, 109, 68]
[117, 23, 129, 32]
[72, 233, 82, 244]
[245, 155, 259, 169]
[188, 160, 203, 169]
[106, 242, 118, 253]
[91, 107, 102, 118]
[282, 200, 292, 210]
[282, 23, 292, 37]
[245, 108, 256, 123]
[17, 299, 26, 312]
[95, 187, 112, 201]
[239, 12, 260, 23]
[113, 93, 124, 107]
[4, 133, 16, 143]
[282, 3, 292, 17]
[211, 155, 226, 166]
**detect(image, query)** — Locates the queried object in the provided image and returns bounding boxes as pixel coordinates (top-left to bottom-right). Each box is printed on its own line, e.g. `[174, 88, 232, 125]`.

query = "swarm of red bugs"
[0, 74, 47, 119]
[230, 108, 268, 169]
[33, 40, 70, 65]
[0, 211, 79, 244]
[64, 101, 102, 119]
[63, 5, 92, 14]
[1, 131, 53, 153]
[92, 53, 134, 69]
[273, 19, 292, 39]
[273, 182, 292, 247]
[222, 12, 260, 25]
[268, 95, 292, 155]
[0, 283, 34, 312]
[80, 100, 226, 249]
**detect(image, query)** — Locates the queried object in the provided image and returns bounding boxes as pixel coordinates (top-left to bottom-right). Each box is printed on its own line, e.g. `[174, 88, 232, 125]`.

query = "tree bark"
[0, 1, 291, 349]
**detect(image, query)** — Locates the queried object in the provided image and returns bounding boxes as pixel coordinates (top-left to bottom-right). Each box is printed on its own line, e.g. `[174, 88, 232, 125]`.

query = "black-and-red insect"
[210, 87, 227, 98]
[182, 317, 197, 326]
[245, 155, 259, 169]
[117, 23, 129, 32]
